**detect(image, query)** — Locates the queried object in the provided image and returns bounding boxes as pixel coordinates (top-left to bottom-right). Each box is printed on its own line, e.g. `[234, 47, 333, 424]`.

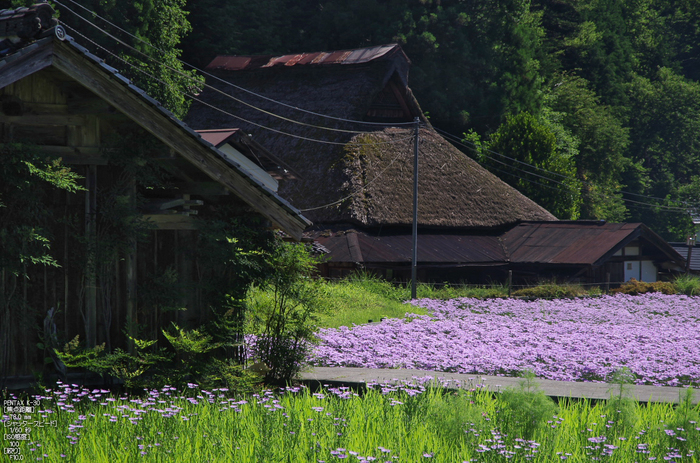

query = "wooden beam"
[67, 98, 115, 115]
[0, 114, 88, 125]
[0, 40, 53, 89]
[143, 214, 198, 230]
[144, 198, 204, 211]
[161, 182, 229, 196]
[40, 145, 106, 164]
[51, 39, 310, 240]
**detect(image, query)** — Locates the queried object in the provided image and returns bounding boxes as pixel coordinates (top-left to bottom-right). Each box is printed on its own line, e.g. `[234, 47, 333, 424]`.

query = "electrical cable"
[62, 24, 416, 148]
[55, 0, 417, 130]
[434, 128, 693, 213]
[299, 134, 418, 212]
[55, 1, 697, 216]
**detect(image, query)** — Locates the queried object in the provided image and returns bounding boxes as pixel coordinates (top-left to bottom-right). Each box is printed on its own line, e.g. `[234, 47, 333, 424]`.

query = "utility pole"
[411, 117, 420, 299]
[687, 208, 700, 274]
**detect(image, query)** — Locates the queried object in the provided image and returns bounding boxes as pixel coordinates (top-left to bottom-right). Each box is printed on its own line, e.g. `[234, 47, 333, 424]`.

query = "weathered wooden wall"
[0, 68, 259, 382]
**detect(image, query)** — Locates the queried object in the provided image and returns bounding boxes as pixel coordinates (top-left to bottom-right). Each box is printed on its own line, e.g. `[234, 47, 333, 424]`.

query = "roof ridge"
[206, 43, 408, 71]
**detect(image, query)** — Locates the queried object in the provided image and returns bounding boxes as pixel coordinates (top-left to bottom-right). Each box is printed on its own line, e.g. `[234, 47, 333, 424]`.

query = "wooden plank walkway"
[300, 367, 699, 405]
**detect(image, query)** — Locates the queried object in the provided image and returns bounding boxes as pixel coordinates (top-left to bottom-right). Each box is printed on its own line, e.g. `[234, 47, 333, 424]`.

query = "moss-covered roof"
[185, 44, 556, 228]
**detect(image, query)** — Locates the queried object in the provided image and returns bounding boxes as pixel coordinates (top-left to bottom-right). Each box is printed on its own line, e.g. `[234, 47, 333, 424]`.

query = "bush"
[673, 274, 700, 296]
[512, 281, 588, 299]
[246, 240, 328, 384]
[611, 278, 676, 295]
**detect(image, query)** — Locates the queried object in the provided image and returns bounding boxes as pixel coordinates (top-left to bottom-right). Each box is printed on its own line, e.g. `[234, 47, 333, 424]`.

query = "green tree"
[477, 112, 582, 219]
[624, 67, 700, 238]
[548, 73, 630, 220]
[247, 241, 327, 384]
[56, 0, 201, 118]
[182, 0, 547, 135]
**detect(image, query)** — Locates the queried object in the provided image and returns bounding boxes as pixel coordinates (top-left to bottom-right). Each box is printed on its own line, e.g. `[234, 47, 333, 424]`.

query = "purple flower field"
[310, 293, 700, 387]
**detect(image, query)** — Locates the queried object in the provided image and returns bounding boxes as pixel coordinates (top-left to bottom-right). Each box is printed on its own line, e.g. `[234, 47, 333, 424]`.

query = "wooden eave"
[592, 224, 686, 268]
[0, 34, 311, 239]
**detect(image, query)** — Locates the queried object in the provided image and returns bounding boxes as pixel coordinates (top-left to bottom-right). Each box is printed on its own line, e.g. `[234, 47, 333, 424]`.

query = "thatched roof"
[185, 44, 556, 229]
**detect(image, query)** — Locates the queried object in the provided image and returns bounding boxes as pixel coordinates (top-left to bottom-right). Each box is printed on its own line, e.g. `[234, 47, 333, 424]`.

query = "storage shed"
[0, 6, 310, 383]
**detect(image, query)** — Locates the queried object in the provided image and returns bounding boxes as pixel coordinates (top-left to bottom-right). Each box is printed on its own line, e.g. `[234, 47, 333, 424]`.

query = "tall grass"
[9, 380, 699, 462]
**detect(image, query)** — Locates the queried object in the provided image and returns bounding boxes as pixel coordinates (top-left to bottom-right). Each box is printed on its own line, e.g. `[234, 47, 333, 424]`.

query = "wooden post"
[85, 164, 97, 348]
[126, 179, 138, 354]
[605, 272, 611, 293]
[686, 235, 695, 274]
[508, 270, 512, 297]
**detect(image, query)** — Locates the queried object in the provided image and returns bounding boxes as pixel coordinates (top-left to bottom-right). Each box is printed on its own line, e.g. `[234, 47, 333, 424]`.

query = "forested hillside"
[10, 0, 700, 240]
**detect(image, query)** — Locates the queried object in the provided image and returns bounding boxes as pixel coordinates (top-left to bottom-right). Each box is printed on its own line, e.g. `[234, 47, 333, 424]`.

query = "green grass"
[248, 271, 699, 330]
[314, 274, 427, 329]
[247, 272, 511, 329]
[12, 380, 700, 462]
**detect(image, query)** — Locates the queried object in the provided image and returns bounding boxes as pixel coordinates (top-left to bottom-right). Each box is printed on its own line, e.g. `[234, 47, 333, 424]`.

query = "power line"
[62, 24, 416, 148]
[300, 131, 419, 212]
[54, 0, 417, 131]
[435, 128, 692, 213]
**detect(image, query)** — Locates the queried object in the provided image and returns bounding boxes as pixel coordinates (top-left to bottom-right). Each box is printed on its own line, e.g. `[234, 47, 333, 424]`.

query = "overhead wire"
[434, 128, 693, 213]
[54, 0, 417, 132]
[60, 23, 417, 147]
[439, 127, 696, 209]
[54, 1, 696, 215]
[59, 20, 421, 212]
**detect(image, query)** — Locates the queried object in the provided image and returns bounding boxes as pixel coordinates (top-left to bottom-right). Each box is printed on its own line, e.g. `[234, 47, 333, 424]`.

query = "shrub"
[611, 278, 676, 295]
[495, 369, 559, 440]
[246, 240, 328, 384]
[512, 281, 588, 299]
[673, 274, 700, 296]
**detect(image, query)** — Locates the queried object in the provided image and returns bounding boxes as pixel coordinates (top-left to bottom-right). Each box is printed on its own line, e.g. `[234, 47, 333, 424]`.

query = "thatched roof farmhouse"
[184, 44, 555, 229]
[185, 44, 686, 285]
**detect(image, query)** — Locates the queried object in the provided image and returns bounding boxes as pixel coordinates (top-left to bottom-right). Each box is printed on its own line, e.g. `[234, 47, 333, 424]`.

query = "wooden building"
[310, 222, 686, 286]
[0, 7, 310, 383]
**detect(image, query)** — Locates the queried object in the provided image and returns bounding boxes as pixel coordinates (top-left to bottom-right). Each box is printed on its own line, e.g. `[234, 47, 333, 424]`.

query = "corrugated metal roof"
[670, 243, 700, 272]
[312, 222, 687, 272]
[502, 222, 642, 265]
[207, 44, 403, 71]
[196, 128, 241, 148]
[313, 230, 506, 264]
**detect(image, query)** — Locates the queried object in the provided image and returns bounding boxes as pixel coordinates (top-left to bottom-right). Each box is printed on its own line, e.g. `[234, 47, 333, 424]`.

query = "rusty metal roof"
[196, 128, 241, 148]
[312, 222, 686, 268]
[312, 229, 506, 264]
[207, 44, 406, 71]
[502, 221, 644, 265]
[670, 243, 700, 272]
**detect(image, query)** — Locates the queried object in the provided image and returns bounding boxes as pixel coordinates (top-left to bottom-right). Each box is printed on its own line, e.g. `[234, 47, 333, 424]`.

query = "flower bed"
[311, 294, 700, 387]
